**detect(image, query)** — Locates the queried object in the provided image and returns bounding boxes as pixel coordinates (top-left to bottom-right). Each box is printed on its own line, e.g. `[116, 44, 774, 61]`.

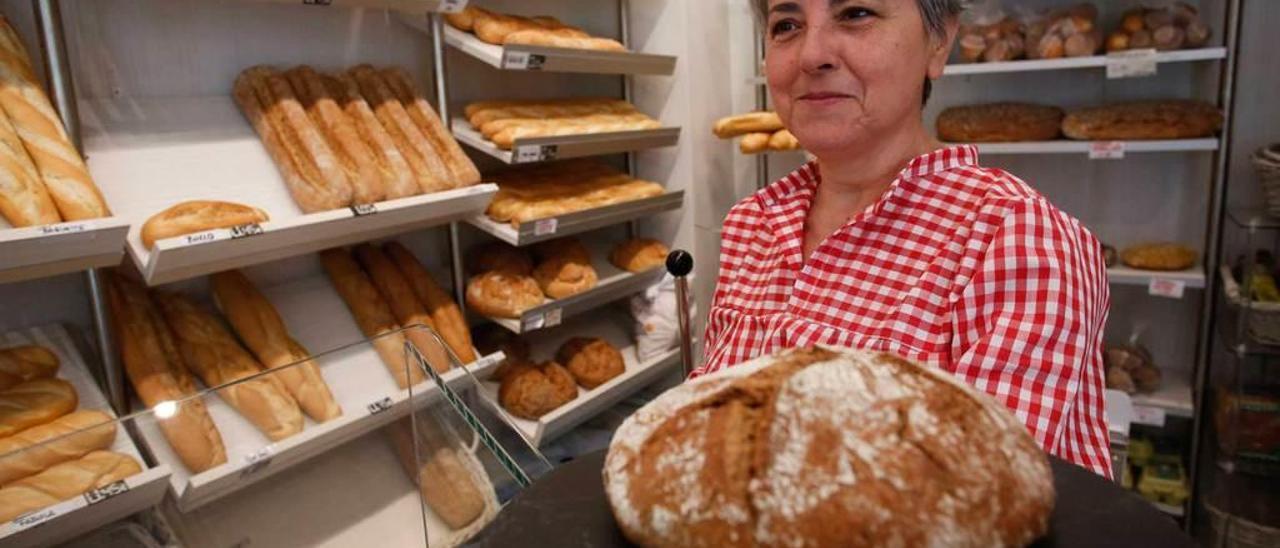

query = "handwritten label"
[184, 231, 218, 245]
[1106, 49, 1159, 79]
[39, 222, 87, 235]
[240, 445, 274, 478]
[350, 203, 378, 217]
[10, 508, 58, 531]
[1089, 141, 1126, 160]
[1133, 405, 1167, 427]
[229, 223, 265, 240]
[514, 144, 557, 163]
[533, 218, 558, 236]
[1149, 278, 1187, 299]
[367, 396, 394, 415]
[439, 0, 468, 13]
[83, 480, 130, 505]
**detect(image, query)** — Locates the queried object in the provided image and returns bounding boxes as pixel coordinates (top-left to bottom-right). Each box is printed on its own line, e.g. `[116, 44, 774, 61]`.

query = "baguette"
[140, 200, 269, 249]
[467, 98, 633, 128]
[286, 66, 385, 205]
[713, 111, 784, 138]
[443, 6, 481, 31]
[379, 67, 480, 187]
[0, 16, 35, 84]
[490, 116, 661, 149]
[0, 410, 115, 485]
[0, 95, 59, 227]
[739, 132, 771, 154]
[349, 66, 453, 194]
[502, 30, 626, 51]
[768, 129, 799, 150]
[0, 451, 141, 522]
[353, 244, 452, 374]
[152, 290, 303, 442]
[210, 270, 342, 423]
[0, 345, 59, 391]
[0, 379, 76, 438]
[233, 66, 352, 213]
[386, 417, 489, 530]
[104, 272, 226, 473]
[471, 9, 537, 45]
[319, 249, 426, 389]
[384, 242, 477, 365]
[328, 72, 420, 200]
[0, 20, 110, 221]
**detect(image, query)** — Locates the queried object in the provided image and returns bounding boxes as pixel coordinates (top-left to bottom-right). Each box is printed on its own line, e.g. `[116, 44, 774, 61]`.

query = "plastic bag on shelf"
[629, 273, 697, 363]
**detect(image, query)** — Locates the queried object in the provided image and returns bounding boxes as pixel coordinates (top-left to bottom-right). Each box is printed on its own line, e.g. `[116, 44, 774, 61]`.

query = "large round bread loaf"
[604, 347, 1054, 547]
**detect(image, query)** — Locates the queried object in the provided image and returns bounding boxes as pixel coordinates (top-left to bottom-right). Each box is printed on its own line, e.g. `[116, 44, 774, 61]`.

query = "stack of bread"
[1106, 3, 1211, 53]
[463, 98, 661, 150]
[937, 99, 1222, 143]
[0, 345, 141, 522]
[476, 327, 625, 420]
[1022, 3, 1102, 60]
[713, 111, 798, 154]
[0, 15, 111, 229]
[385, 416, 498, 542]
[444, 6, 625, 52]
[484, 160, 664, 227]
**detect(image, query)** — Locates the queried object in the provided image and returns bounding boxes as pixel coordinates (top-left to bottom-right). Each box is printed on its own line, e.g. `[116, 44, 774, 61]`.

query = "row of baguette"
[444, 5, 626, 52]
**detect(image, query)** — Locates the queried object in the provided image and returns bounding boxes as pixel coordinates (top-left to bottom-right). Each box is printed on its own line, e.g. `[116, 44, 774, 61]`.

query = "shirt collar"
[759, 144, 980, 208]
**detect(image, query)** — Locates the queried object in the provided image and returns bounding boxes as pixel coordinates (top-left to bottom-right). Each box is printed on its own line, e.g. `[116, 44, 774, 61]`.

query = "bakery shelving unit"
[1108, 265, 1208, 290]
[0, 217, 130, 284]
[941, 47, 1228, 76]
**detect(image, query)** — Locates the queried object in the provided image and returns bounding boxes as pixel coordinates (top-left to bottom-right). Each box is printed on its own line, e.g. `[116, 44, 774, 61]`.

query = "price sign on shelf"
[229, 223, 265, 240]
[533, 217, 559, 236]
[1133, 405, 1167, 427]
[544, 308, 563, 328]
[240, 445, 275, 479]
[39, 222, 87, 236]
[366, 396, 394, 416]
[350, 203, 378, 217]
[1149, 278, 1187, 299]
[1106, 49, 1159, 79]
[514, 144, 558, 163]
[1089, 141, 1126, 160]
[83, 480, 130, 505]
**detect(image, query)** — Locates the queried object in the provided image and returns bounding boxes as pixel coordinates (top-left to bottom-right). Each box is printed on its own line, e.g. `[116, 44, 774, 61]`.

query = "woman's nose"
[797, 24, 838, 74]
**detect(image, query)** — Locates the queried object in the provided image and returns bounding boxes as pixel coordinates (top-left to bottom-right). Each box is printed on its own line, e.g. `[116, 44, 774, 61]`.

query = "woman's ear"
[926, 18, 960, 80]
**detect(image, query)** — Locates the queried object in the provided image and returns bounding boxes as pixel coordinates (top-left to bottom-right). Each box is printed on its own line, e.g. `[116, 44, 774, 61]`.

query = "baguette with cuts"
[0, 378, 76, 438]
[385, 242, 477, 365]
[380, 68, 480, 187]
[0, 17, 110, 221]
[286, 65, 385, 205]
[713, 111, 783, 138]
[104, 272, 226, 473]
[329, 72, 420, 200]
[0, 410, 116, 485]
[0, 344, 59, 391]
[1062, 99, 1223, 140]
[140, 200, 269, 249]
[0, 97, 59, 227]
[0, 451, 141, 522]
[354, 244, 452, 374]
[210, 270, 341, 423]
[153, 290, 303, 442]
[320, 249, 425, 389]
[350, 65, 453, 194]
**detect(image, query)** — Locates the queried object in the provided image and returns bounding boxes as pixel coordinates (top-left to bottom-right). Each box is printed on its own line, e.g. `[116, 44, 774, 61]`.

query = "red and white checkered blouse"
[700, 145, 1112, 477]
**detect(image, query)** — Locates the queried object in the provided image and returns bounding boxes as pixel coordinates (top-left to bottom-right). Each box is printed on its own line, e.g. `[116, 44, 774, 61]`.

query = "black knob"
[665, 250, 693, 277]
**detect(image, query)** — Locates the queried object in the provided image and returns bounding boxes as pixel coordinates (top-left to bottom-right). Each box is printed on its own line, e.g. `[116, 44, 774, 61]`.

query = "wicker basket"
[1220, 265, 1280, 346]
[1254, 144, 1280, 217]
[1207, 502, 1280, 548]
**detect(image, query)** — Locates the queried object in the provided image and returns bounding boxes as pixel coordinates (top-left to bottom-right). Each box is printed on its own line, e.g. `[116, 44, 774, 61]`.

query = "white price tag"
[1148, 278, 1187, 299]
[533, 217, 558, 236]
[240, 445, 275, 478]
[350, 203, 378, 217]
[544, 308, 563, 328]
[1106, 49, 1159, 79]
[438, 0, 468, 13]
[7, 507, 59, 533]
[39, 222, 87, 235]
[514, 144, 558, 163]
[502, 51, 531, 70]
[83, 480, 130, 505]
[521, 313, 545, 331]
[366, 396, 394, 415]
[229, 223, 265, 240]
[1133, 405, 1167, 427]
[1089, 141, 1126, 160]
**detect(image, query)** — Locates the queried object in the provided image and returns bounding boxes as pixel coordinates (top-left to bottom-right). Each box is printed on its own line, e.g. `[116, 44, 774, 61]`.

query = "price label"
[1149, 278, 1187, 299]
[1089, 141, 1126, 160]
[501, 51, 546, 70]
[9, 508, 58, 531]
[521, 313, 545, 332]
[240, 445, 274, 478]
[1133, 405, 1167, 427]
[39, 222, 87, 235]
[367, 396, 394, 415]
[1106, 49, 1159, 79]
[543, 307, 563, 328]
[438, 0, 468, 13]
[350, 203, 378, 217]
[183, 231, 219, 246]
[229, 223, 265, 240]
[533, 218, 558, 236]
[514, 144, 558, 163]
[471, 352, 502, 370]
[83, 480, 130, 505]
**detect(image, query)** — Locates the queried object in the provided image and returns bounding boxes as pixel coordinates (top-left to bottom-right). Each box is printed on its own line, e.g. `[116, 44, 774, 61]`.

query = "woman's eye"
[838, 7, 874, 21]
[770, 19, 799, 37]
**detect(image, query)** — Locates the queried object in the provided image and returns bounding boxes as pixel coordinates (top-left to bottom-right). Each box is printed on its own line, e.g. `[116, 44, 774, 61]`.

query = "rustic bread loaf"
[1062, 100, 1222, 140]
[936, 103, 1064, 142]
[604, 346, 1054, 547]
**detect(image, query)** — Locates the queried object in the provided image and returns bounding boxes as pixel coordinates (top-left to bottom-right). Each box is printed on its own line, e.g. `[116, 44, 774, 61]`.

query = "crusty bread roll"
[386, 417, 491, 530]
[320, 248, 426, 389]
[0, 378, 76, 438]
[384, 242, 477, 365]
[713, 111, 783, 138]
[354, 244, 452, 374]
[152, 290, 303, 442]
[140, 200, 269, 249]
[936, 103, 1064, 143]
[328, 72, 420, 200]
[0, 410, 115, 485]
[210, 270, 341, 423]
[286, 66, 385, 205]
[739, 132, 771, 154]
[531, 255, 598, 299]
[1062, 100, 1223, 140]
[604, 347, 1054, 547]
[0, 96, 59, 227]
[0, 344, 59, 391]
[465, 271, 544, 319]
[498, 361, 576, 420]
[380, 67, 481, 187]
[104, 272, 226, 473]
[1121, 242, 1198, 271]
[0, 450, 141, 522]
[556, 337, 624, 389]
[443, 6, 479, 31]
[350, 65, 453, 194]
[609, 238, 669, 273]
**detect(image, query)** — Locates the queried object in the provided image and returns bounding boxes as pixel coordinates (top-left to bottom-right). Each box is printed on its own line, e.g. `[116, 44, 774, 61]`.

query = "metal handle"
[665, 250, 694, 377]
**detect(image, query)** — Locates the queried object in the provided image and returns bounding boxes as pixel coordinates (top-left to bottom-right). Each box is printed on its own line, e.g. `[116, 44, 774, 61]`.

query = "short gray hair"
[751, 0, 966, 38]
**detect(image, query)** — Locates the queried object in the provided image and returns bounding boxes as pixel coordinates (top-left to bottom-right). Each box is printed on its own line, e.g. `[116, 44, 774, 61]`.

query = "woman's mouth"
[797, 92, 854, 105]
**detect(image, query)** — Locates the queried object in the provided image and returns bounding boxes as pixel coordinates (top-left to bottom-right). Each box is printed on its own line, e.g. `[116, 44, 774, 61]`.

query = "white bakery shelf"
[967, 139, 1220, 155]
[1131, 365, 1195, 422]
[465, 189, 684, 247]
[942, 48, 1227, 76]
[442, 25, 676, 75]
[233, 0, 461, 13]
[451, 117, 681, 165]
[1107, 265, 1206, 289]
[127, 274, 502, 513]
[80, 95, 496, 286]
[0, 217, 130, 284]
[0, 325, 171, 548]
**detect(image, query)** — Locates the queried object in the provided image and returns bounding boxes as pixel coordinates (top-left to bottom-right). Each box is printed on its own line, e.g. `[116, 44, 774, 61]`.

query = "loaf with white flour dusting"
[603, 346, 1055, 547]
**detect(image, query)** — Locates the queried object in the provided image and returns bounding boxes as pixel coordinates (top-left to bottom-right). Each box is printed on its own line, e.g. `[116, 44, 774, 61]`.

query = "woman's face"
[764, 0, 955, 157]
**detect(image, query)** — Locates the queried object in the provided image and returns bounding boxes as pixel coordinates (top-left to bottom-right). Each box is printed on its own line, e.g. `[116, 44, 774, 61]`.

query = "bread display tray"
[943, 47, 1227, 76]
[968, 138, 1219, 155]
[441, 25, 677, 76]
[466, 190, 683, 247]
[1107, 265, 1206, 289]
[451, 117, 681, 165]
[0, 217, 130, 284]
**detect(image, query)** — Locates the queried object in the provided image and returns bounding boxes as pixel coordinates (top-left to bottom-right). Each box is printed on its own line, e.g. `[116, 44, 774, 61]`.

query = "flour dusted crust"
[604, 347, 1054, 547]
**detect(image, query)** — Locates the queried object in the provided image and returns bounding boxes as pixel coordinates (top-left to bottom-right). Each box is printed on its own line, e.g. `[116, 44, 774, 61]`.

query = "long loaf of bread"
[0, 345, 59, 391]
[210, 270, 341, 423]
[0, 378, 76, 438]
[386, 417, 489, 530]
[286, 66, 384, 205]
[353, 244, 451, 374]
[379, 67, 480, 187]
[384, 242, 477, 365]
[350, 65, 453, 194]
[0, 410, 116, 485]
[104, 272, 226, 473]
[0, 451, 141, 522]
[329, 72, 420, 200]
[152, 290, 303, 442]
[0, 16, 34, 84]
[320, 249, 426, 389]
[713, 111, 784, 138]
[0, 18, 110, 221]
[502, 30, 626, 51]
[0, 95, 58, 227]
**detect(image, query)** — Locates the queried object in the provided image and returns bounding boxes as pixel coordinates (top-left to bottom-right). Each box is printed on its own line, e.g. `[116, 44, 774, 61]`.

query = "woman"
[702, 0, 1112, 477]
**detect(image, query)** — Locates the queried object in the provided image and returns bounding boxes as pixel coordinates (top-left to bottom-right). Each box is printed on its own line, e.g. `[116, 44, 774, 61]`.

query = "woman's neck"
[813, 120, 939, 213]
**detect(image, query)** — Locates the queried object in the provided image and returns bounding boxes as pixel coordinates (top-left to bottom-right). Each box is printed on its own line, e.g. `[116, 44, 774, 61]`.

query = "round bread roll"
[469, 242, 533, 276]
[1121, 243, 1197, 271]
[465, 271, 544, 318]
[604, 346, 1054, 547]
[609, 238, 670, 273]
[556, 337, 625, 389]
[532, 255, 599, 299]
[498, 361, 578, 420]
[936, 103, 1064, 143]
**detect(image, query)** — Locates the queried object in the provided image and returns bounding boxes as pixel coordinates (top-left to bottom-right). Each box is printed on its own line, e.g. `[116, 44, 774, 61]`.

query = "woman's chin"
[789, 130, 864, 158]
